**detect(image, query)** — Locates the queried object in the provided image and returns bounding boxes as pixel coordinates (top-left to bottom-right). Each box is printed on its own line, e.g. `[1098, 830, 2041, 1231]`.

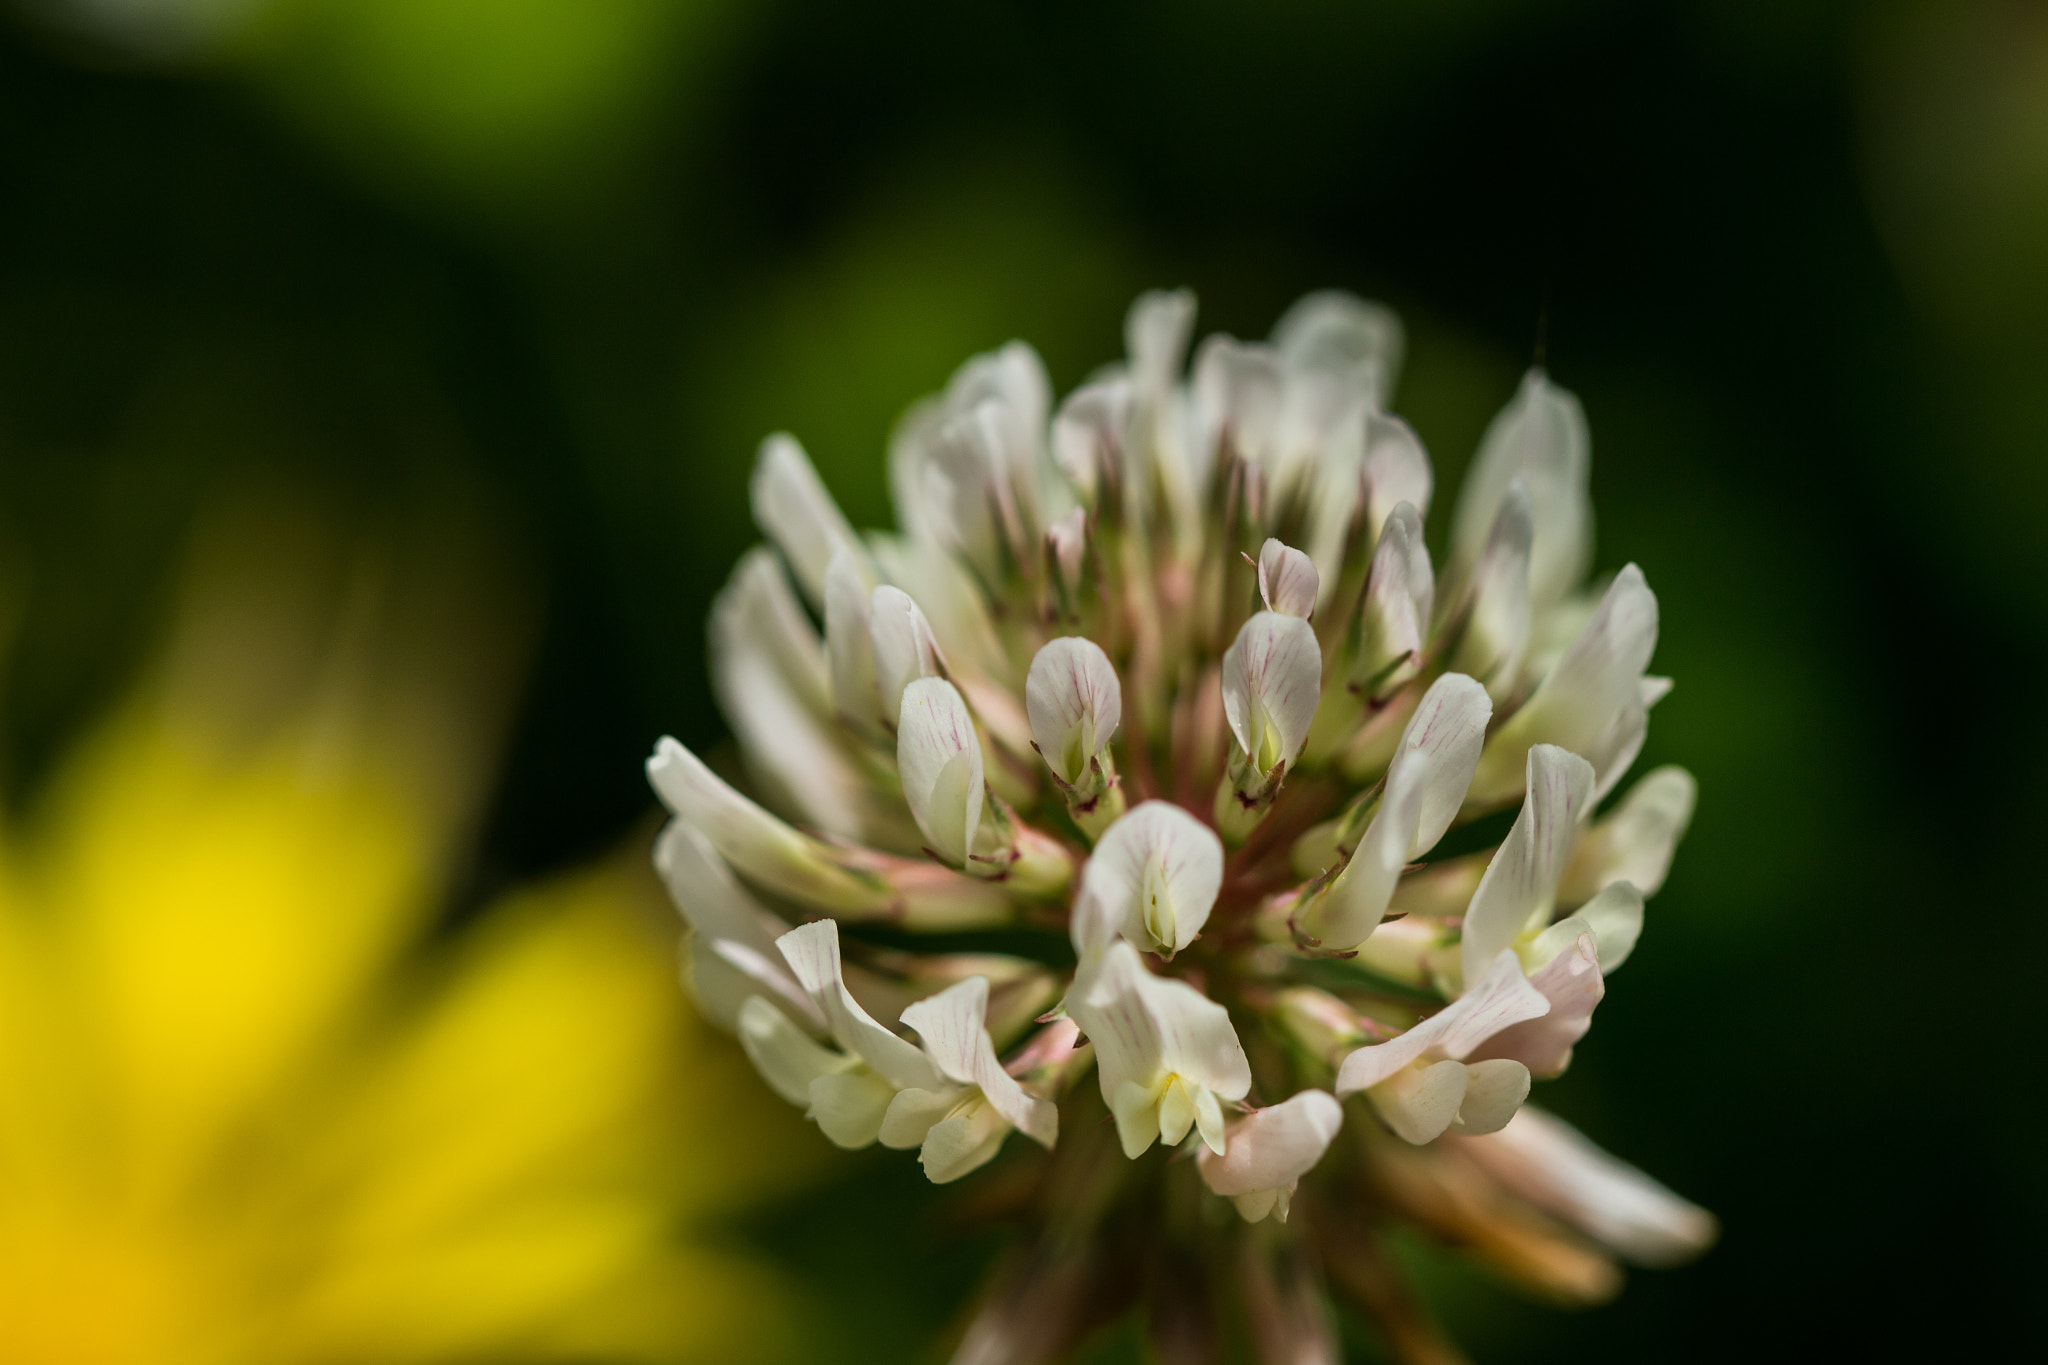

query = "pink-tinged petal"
[1456, 1107, 1719, 1267]
[1474, 932, 1604, 1078]
[1221, 612, 1323, 777]
[1025, 637, 1122, 785]
[1335, 949, 1548, 1096]
[1198, 1090, 1344, 1198]
[776, 920, 944, 1092]
[1258, 539, 1321, 618]
[1461, 744, 1596, 984]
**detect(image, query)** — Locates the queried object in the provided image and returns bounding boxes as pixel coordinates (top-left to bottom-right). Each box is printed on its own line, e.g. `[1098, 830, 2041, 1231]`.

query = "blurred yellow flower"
[0, 496, 809, 1364]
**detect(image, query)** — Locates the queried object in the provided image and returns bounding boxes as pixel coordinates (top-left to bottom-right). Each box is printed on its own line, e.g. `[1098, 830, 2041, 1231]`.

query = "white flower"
[654, 286, 1711, 1353]
[885, 976, 1060, 1183]
[1334, 950, 1550, 1143]
[739, 920, 947, 1148]
[1068, 941, 1251, 1158]
[1073, 800, 1224, 958]
[1196, 1089, 1344, 1223]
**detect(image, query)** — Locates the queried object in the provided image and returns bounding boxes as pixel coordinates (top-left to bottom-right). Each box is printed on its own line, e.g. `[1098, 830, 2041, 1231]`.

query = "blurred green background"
[1, 0, 2040, 1359]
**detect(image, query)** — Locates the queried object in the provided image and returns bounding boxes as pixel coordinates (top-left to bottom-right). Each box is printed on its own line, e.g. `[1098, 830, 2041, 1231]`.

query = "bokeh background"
[1, 0, 2040, 1360]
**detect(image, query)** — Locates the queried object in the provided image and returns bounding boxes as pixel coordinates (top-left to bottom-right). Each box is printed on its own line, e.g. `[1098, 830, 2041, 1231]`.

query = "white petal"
[1025, 637, 1122, 786]
[1396, 672, 1493, 854]
[1459, 1107, 1719, 1267]
[1453, 484, 1534, 702]
[1052, 376, 1134, 498]
[752, 433, 858, 607]
[1461, 745, 1596, 984]
[1575, 880, 1645, 972]
[1471, 565, 1659, 803]
[1071, 941, 1250, 1108]
[1258, 539, 1320, 618]
[897, 677, 985, 864]
[808, 1069, 900, 1149]
[1197, 1089, 1344, 1197]
[1368, 1059, 1469, 1145]
[1221, 612, 1323, 777]
[1432, 949, 1555, 1058]
[1046, 506, 1087, 594]
[694, 936, 824, 1034]
[1451, 1058, 1530, 1134]
[1334, 949, 1548, 1096]
[1193, 336, 1284, 469]
[1272, 289, 1404, 411]
[878, 1085, 962, 1150]
[1232, 1188, 1282, 1223]
[1361, 412, 1433, 541]
[710, 553, 866, 840]
[1448, 370, 1592, 612]
[646, 737, 877, 910]
[1127, 288, 1197, 394]
[776, 920, 944, 1092]
[920, 1097, 1012, 1183]
[1473, 931, 1603, 1078]
[1563, 766, 1696, 902]
[1303, 674, 1489, 950]
[1079, 801, 1224, 957]
[1355, 501, 1435, 694]
[737, 995, 849, 1107]
[653, 819, 786, 961]
[900, 977, 1057, 1147]
[870, 585, 948, 724]
[824, 547, 882, 726]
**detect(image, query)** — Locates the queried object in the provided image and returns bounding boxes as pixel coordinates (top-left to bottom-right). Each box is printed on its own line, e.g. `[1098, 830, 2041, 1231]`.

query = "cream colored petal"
[1368, 1058, 1469, 1145]
[1575, 880, 1645, 972]
[1451, 1058, 1530, 1134]
[1452, 483, 1534, 703]
[1472, 932, 1603, 1078]
[807, 1068, 899, 1149]
[1355, 501, 1434, 695]
[919, 1098, 1012, 1184]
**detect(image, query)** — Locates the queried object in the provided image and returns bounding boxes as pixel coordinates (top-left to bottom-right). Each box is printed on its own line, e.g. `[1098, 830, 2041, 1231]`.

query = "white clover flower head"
[648, 288, 1713, 1356]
